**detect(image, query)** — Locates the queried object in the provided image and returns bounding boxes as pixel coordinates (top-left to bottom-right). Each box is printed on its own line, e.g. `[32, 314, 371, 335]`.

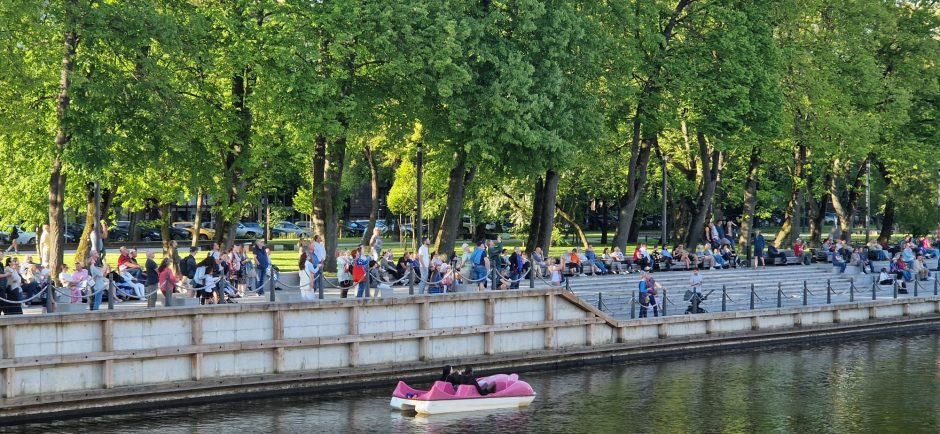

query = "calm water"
[8, 332, 940, 434]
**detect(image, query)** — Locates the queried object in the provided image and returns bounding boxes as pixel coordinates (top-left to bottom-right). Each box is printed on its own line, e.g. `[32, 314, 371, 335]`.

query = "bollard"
[491, 267, 498, 292]
[317, 272, 324, 299]
[872, 280, 877, 300]
[914, 278, 919, 297]
[630, 290, 636, 319]
[46, 284, 55, 313]
[407, 264, 414, 295]
[107, 278, 115, 310]
[365, 268, 371, 298]
[826, 279, 831, 304]
[597, 292, 603, 310]
[529, 265, 535, 289]
[749, 283, 755, 310]
[935, 277, 938, 296]
[893, 281, 898, 299]
[849, 278, 855, 302]
[722, 285, 727, 312]
[777, 282, 782, 308]
[165, 278, 173, 307]
[269, 269, 276, 302]
[803, 281, 808, 306]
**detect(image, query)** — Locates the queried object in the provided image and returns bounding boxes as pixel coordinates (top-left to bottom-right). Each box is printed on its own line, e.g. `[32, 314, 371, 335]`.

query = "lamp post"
[416, 142, 423, 246]
[661, 155, 668, 245]
[865, 160, 871, 244]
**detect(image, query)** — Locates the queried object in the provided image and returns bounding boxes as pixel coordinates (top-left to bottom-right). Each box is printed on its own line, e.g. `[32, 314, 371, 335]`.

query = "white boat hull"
[412, 395, 535, 415]
[389, 396, 418, 411]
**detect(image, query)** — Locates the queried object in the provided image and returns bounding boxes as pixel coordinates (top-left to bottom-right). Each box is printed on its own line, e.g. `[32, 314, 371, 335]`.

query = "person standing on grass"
[417, 237, 430, 294]
[253, 239, 270, 296]
[312, 235, 327, 269]
[39, 224, 50, 267]
[370, 228, 383, 261]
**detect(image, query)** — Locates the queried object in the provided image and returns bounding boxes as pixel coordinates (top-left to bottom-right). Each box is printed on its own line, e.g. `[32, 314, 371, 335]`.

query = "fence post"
[317, 272, 324, 300]
[935, 276, 938, 296]
[662, 289, 667, 316]
[872, 280, 877, 300]
[721, 285, 727, 312]
[407, 264, 414, 295]
[849, 278, 855, 302]
[826, 279, 831, 304]
[46, 283, 55, 313]
[749, 283, 755, 310]
[777, 282, 782, 308]
[893, 280, 898, 299]
[914, 278, 919, 297]
[165, 277, 173, 307]
[529, 264, 535, 288]
[107, 278, 115, 310]
[630, 291, 636, 319]
[597, 291, 602, 310]
[365, 267, 371, 298]
[269, 268, 275, 302]
[803, 281, 808, 306]
[491, 267, 498, 291]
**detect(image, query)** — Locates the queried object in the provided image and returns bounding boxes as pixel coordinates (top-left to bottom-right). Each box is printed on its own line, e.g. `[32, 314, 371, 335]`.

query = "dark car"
[108, 227, 130, 242]
[343, 221, 368, 237]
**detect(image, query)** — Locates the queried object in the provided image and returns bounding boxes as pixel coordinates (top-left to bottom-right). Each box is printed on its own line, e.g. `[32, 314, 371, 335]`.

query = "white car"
[274, 221, 310, 237]
[1, 226, 37, 245]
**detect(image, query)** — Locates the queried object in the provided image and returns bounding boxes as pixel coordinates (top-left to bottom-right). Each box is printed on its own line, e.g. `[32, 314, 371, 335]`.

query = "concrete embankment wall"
[1, 289, 939, 422]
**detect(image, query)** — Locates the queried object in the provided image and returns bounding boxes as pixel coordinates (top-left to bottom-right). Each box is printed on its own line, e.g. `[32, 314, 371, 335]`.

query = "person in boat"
[440, 365, 496, 395]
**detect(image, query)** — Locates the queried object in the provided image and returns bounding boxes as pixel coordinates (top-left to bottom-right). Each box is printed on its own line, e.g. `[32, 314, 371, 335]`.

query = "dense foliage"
[0, 0, 937, 273]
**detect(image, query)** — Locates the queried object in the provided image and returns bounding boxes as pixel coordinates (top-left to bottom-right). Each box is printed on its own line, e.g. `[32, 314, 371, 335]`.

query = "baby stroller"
[684, 288, 715, 314]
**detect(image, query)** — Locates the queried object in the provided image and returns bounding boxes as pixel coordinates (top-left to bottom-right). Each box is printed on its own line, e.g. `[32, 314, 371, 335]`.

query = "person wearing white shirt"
[313, 235, 327, 268]
[417, 238, 430, 294]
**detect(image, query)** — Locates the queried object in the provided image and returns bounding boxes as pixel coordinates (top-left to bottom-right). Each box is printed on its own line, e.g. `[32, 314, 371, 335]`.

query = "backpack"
[352, 261, 366, 283]
[182, 256, 197, 280]
[473, 250, 485, 266]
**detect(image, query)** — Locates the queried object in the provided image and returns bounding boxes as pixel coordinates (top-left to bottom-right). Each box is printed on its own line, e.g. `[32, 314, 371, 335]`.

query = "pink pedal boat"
[390, 373, 536, 415]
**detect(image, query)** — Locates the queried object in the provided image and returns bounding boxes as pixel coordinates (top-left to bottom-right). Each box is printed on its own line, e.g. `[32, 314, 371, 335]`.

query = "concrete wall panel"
[283, 308, 349, 339]
[429, 335, 485, 359]
[494, 330, 543, 353]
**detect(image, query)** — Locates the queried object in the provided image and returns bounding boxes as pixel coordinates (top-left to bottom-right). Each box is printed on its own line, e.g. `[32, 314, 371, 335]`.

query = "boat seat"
[455, 385, 481, 398]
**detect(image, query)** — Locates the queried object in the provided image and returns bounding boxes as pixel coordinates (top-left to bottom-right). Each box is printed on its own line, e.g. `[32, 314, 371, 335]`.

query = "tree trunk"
[75, 183, 95, 266]
[537, 169, 560, 254]
[612, 136, 654, 251]
[830, 158, 868, 240]
[192, 188, 204, 247]
[433, 153, 475, 257]
[556, 205, 588, 249]
[312, 134, 346, 271]
[880, 196, 896, 241]
[359, 144, 380, 247]
[737, 146, 760, 247]
[47, 0, 79, 285]
[685, 131, 721, 248]
[128, 210, 143, 242]
[774, 144, 806, 247]
[525, 176, 545, 253]
[600, 200, 609, 245]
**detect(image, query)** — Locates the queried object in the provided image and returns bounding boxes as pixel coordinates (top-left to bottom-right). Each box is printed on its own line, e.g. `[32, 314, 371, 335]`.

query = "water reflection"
[8, 332, 940, 433]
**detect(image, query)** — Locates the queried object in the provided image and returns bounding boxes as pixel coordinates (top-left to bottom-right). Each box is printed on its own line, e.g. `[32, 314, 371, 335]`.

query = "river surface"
[8, 332, 940, 434]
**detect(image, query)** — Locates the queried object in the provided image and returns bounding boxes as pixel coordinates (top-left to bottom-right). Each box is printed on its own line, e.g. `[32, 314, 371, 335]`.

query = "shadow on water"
[6, 330, 940, 434]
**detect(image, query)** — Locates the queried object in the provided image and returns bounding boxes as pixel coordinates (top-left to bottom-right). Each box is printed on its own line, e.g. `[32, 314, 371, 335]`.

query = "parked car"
[824, 212, 838, 225]
[172, 221, 212, 240]
[0, 226, 37, 245]
[273, 221, 309, 237]
[236, 221, 264, 238]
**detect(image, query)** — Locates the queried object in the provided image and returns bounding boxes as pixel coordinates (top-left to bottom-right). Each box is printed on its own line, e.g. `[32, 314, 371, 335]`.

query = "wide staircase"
[565, 258, 940, 320]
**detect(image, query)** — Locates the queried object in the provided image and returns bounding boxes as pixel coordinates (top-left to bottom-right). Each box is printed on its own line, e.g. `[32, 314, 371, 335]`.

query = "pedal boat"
[390, 374, 536, 415]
